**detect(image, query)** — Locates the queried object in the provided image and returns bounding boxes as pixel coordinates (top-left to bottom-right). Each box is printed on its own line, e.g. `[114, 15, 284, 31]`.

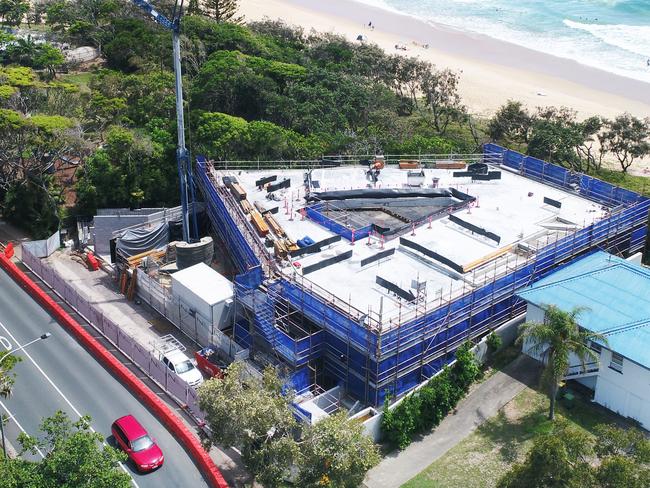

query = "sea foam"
[563, 19, 650, 59]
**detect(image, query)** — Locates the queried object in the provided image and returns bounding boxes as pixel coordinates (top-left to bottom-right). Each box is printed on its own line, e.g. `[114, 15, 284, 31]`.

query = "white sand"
[239, 0, 650, 121]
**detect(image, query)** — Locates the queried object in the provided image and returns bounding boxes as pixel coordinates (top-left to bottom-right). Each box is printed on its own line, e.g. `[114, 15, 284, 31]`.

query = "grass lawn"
[401, 384, 628, 488]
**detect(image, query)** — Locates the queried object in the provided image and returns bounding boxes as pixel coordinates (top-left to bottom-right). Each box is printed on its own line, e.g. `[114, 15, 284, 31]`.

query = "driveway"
[364, 354, 540, 488]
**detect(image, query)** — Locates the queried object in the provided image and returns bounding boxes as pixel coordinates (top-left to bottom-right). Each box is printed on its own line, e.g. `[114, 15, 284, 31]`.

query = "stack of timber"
[126, 249, 166, 269]
[398, 160, 420, 169]
[274, 238, 299, 259]
[240, 199, 253, 214]
[228, 182, 247, 201]
[434, 161, 466, 169]
[265, 214, 286, 238]
[250, 210, 270, 237]
[462, 245, 513, 273]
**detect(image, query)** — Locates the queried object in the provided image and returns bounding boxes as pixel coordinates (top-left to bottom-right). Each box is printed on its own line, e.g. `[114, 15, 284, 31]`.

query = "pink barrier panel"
[0, 254, 229, 488]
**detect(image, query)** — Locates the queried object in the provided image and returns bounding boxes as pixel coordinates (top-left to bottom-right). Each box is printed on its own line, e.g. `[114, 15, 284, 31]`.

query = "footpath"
[364, 355, 539, 488]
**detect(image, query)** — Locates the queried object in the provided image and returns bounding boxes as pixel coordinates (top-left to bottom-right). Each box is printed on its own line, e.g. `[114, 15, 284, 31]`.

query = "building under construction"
[194, 145, 649, 408]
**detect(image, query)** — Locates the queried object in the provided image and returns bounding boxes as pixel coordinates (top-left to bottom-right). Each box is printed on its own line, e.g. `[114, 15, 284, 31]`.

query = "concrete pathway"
[364, 355, 540, 488]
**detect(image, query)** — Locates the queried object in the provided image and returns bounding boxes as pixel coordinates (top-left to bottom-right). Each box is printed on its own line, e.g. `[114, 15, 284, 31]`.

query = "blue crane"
[130, 0, 197, 242]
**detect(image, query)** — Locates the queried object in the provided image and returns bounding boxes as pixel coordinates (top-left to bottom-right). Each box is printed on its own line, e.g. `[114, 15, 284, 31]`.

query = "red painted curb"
[0, 254, 229, 488]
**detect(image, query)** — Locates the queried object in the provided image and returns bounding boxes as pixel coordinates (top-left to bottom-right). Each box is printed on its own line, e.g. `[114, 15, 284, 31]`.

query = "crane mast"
[130, 0, 196, 243]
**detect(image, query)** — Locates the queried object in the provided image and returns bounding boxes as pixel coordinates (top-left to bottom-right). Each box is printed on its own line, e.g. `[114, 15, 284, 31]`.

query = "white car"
[161, 349, 204, 388]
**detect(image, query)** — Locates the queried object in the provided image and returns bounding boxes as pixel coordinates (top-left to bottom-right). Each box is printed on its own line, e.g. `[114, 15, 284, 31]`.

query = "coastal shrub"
[487, 331, 503, 353]
[381, 342, 480, 450]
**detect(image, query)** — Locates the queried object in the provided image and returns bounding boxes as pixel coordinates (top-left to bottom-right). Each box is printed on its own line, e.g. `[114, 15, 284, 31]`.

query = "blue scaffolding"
[195, 146, 649, 406]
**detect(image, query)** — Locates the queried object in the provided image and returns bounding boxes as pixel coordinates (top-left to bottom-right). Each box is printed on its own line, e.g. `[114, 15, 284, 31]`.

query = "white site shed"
[171, 263, 234, 330]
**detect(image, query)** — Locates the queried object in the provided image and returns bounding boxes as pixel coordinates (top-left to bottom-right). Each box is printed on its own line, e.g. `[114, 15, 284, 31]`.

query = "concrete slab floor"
[218, 165, 604, 321]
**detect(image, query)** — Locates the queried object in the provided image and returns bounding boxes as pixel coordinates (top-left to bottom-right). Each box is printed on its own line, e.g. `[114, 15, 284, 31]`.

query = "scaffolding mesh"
[196, 146, 650, 406]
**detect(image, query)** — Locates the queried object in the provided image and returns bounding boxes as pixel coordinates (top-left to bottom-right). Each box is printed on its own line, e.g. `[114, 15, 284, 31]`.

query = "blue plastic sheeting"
[305, 203, 373, 242]
[276, 329, 323, 366]
[235, 267, 263, 290]
[195, 159, 261, 274]
[518, 251, 650, 369]
[483, 144, 648, 207]
[234, 322, 252, 349]
[280, 279, 378, 353]
[288, 366, 311, 395]
[292, 402, 313, 422]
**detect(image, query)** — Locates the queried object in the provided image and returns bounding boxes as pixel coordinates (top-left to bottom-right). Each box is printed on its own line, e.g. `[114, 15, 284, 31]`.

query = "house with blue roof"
[517, 251, 650, 429]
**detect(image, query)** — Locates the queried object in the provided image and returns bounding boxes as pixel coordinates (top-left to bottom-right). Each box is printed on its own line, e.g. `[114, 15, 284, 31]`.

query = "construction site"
[178, 144, 649, 411]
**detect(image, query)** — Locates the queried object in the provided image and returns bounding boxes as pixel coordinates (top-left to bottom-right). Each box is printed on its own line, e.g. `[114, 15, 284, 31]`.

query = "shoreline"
[239, 0, 650, 120]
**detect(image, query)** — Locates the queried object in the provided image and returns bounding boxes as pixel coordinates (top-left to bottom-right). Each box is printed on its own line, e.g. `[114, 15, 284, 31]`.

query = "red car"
[111, 415, 164, 472]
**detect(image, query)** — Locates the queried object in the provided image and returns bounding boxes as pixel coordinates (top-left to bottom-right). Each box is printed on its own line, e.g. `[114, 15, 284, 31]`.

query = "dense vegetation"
[0, 0, 648, 240]
[0, 0, 482, 237]
[381, 341, 481, 450]
[198, 361, 381, 487]
[497, 421, 650, 488]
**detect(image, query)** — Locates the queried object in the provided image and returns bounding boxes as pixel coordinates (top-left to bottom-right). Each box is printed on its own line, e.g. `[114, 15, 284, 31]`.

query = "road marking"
[0, 320, 140, 488]
[0, 399, 46, 458]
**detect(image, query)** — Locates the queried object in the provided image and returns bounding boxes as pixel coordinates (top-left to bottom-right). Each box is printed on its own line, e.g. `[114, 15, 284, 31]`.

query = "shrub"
[381, 341, 480, 449]
[487, 331, 503, 353]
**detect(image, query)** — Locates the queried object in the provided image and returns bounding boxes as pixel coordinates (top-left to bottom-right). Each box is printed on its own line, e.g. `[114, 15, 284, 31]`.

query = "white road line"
[0, 320, 139, 488]
[0, 399, 46, 458]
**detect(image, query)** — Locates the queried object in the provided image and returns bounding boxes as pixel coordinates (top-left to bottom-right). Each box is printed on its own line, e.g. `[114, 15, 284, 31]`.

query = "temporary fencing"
[196, 145, 650, 406]
[10, 248, 228, 488]
[21, 246, 207, 424]
[136, 270, 247, 361]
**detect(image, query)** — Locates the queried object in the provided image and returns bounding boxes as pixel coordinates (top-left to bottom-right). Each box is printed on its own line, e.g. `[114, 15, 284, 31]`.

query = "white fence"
[21, 246, 206, 423]
[22, 231, 60, 258]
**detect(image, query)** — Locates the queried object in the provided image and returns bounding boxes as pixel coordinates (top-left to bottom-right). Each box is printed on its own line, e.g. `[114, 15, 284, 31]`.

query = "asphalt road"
[0, 269, 208, 488]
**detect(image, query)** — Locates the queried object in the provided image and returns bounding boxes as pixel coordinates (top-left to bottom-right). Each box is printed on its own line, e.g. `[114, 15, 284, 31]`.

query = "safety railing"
[208, 153, 488, 171]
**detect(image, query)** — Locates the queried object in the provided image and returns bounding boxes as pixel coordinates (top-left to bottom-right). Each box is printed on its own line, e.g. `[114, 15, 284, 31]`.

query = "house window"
[589, 341, 602, 355]
[609, 352, 624, 373]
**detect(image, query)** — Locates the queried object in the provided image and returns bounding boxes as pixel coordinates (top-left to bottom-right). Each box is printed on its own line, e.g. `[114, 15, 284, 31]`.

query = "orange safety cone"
[380, 234, 385, 250]
[411, 223, 416, 236]
[428, 216, 432, 229]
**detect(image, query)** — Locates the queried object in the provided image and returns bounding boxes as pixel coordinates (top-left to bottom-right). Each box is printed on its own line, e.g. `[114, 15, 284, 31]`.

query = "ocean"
[356, 0, 650, 83]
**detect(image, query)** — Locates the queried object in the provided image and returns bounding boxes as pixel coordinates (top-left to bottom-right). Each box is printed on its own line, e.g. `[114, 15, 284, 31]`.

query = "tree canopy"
[0, 411, 131, 488]
[497, 421, 650, 488]
[198, 362, 380, 487]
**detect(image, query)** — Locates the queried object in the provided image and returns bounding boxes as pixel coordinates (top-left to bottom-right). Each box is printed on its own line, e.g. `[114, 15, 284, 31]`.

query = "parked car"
[152, 335, 204, 388]
[111, 415, 164, 472]
[162, 348, 204, 388]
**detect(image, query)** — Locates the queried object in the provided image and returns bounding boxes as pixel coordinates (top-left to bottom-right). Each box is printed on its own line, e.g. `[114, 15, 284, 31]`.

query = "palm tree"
[517, 305, 608, 420]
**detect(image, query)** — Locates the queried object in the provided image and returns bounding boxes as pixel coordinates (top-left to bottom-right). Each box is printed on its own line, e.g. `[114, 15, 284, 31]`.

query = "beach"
[239, 0, 650, 121]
